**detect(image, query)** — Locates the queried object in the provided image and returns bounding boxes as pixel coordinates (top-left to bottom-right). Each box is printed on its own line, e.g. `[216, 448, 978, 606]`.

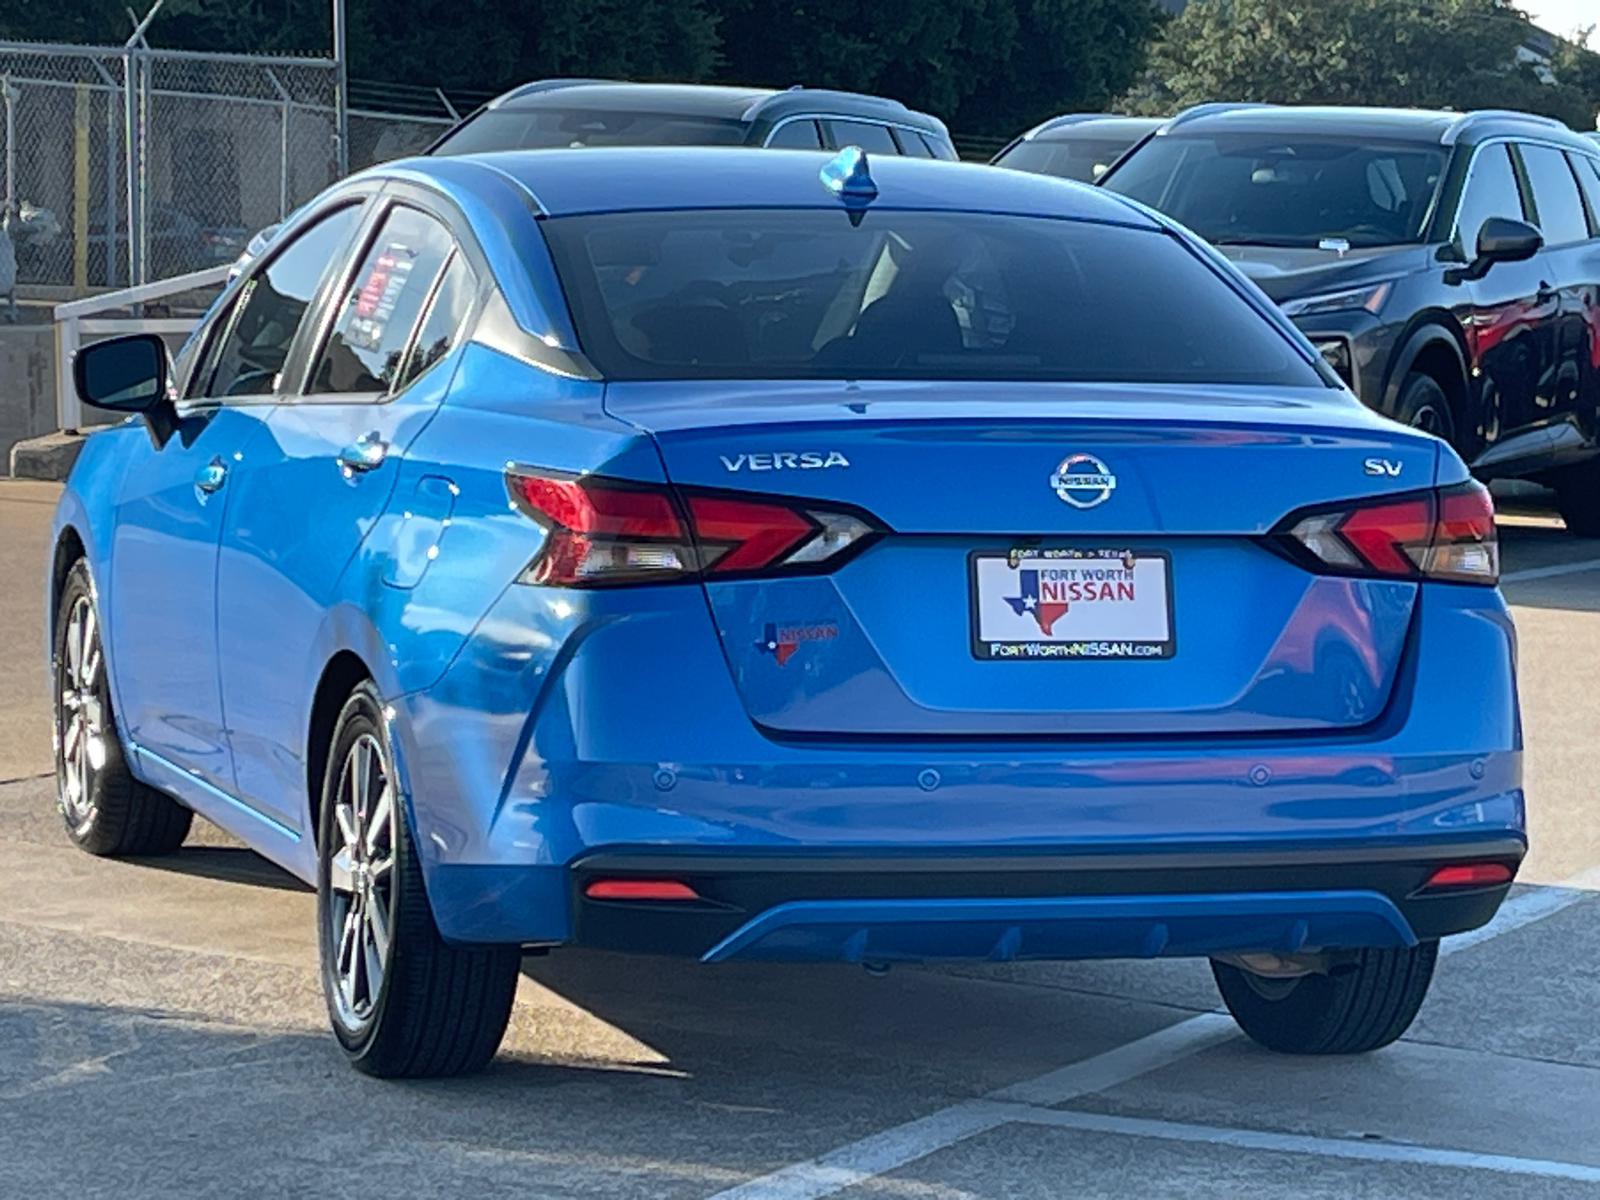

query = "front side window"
[1517, 144, 1590, 248]
[308, 205, 457, 395]
[541, 208, 1323, 386]
[1104, 135, 1448, 248]
[200, 205, 363, 398]
[1452, 143, 1526, 252]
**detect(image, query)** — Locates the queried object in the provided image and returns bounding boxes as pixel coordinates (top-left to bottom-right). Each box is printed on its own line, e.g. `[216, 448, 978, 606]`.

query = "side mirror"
[1448, 217, 1543, 283]
[73, 333, 169, 412]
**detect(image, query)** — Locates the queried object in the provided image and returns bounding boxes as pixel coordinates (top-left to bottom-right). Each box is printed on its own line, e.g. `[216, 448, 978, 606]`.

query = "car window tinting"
[395, 253, 478, 391]
[1453, 143, 1526, 251]
[1103, 135, 1448, 248]
[1571, 154, 1600, 236]
[765, 120, 824, 150]
[1517, 144, 1591, 248]
[895, 128, 935, 158]
[826, 120, 900, 155]
[999, 136, 1144, 183]
[202, 205, 362, 398]
[432, 108, 748, 153]
[541, 209, 1323, 386]
[309, 206, 456, 396]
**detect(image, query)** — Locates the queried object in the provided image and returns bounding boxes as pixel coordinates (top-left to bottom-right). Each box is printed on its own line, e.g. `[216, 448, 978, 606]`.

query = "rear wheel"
[53, 559, 192, 856]
[1392, 372, 1456, 445]
[1553, 459, 1600, 538]
[316, 681, 520, 1078]
[1212, 941, 1438, 1055]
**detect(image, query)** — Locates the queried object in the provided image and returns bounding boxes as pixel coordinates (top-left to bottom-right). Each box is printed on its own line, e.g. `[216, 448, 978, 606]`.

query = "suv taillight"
[506, 469, 881, 587]
[1276, 481, 1498, 584]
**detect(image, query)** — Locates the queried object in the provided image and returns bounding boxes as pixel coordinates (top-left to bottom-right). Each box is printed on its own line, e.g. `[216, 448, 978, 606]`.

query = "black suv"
[1099, 105, 1600, 533]
[428, 80, 957, 159]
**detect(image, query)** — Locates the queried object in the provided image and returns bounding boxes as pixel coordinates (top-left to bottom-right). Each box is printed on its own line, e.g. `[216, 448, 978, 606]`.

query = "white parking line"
[706, 882, 1595, 1200]
[1501, 557, 1600, 584]
[995, 1104, 1600, 1184]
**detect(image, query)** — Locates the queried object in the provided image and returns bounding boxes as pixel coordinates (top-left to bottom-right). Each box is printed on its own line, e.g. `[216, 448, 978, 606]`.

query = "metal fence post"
[122, 48, 142, 288]
[266, 68, 292, 220]
[2, 74, 14, 220]
[333, 0, 349, 176]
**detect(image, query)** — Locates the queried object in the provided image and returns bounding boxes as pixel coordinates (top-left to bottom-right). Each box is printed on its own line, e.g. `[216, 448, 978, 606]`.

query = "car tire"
[1553, 460, 1600, 538]
[1211, 941, 1438, 1055]
[1391, 372, 1456, 445]
[316, 680, 520, 1078]
[53, 559, 193, 856]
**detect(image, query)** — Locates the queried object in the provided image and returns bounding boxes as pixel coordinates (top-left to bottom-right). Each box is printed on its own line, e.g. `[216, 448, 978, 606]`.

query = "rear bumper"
[564, 839, 1522, 962]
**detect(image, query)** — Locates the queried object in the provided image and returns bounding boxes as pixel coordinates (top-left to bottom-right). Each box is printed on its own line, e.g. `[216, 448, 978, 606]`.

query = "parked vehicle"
[1099, 105, 1600, 533]
[58, 146, 1519, 1077]
[991, 113, 1162, 182]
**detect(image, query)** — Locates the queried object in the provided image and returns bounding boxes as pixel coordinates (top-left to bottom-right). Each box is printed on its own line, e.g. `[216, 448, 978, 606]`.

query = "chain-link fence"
[0, 40, 452, 296]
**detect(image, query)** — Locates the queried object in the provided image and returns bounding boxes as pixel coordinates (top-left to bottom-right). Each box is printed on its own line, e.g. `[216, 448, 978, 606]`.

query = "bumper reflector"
[585, 879, 700, 901]
[1422, 863, 1513, 890]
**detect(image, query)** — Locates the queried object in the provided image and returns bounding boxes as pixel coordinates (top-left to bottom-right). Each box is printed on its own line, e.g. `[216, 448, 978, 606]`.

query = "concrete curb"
[9, 432, 87, 482]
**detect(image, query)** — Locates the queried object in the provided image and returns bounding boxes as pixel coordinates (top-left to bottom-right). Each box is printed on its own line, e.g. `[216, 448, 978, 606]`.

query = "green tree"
[1127, 0, 1598, 130]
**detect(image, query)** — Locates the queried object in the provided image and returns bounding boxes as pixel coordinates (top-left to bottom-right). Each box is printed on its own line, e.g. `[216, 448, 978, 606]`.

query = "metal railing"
[54, 263, 228, 430]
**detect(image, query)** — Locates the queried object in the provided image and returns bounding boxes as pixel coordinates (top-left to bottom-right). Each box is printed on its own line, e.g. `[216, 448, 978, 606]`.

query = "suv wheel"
[53, 559, 192, 856]
[1392, 372, 1456, 444]
[317, 681, 521, 1078]
[1212, 941, 1437, 1055]
[1553, 459, 1600, 538]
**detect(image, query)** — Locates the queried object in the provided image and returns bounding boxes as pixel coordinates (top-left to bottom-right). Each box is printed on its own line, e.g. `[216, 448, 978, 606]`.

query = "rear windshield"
[996, 136, 1144, 183]
[540, 208, 1323, 385]
[1103, 135, 1448, 248]
[432, 108, 748, 154]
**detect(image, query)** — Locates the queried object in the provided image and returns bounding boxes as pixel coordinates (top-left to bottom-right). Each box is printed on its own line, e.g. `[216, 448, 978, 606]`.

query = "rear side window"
[542, 208, 1322, 386]
[308, 205, 456, 395]
[998, 137, 1141, 184]
[1572, 154, 1600, 236]
[1453, 144, 1526, 251]
[895, 129, 936, 159]
[826, 121, 900, 155]
[395, 254, 478, 391]
[200, 204, 362, 398]
[766, 120, 824, 150]
[1517, 144, 1591, 247]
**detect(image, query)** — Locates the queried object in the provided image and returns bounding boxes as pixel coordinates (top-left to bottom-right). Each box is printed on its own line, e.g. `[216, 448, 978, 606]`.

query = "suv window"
[826, 121, 900, 155]
[1571, 154, 1600, 236]
[895, 129, 935, 159]
[1517, 144, 1591, 247]
[395, 253, 478, 391]
[308, 205, 457, 395]
[1453, 143, 1526, 252]
[1103, 135, 1447, 248]
[766, 120, 824, 150]
[542, 208, 1323, 386]
[199, 204, 362, 398]
[432, 108, 748, 153]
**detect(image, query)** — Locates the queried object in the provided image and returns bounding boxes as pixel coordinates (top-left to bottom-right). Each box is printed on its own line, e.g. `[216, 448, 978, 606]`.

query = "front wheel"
[1212, 941, 1438, 1055]
[1391, 372, 1457, 445]
[316, 681, 521, 1078]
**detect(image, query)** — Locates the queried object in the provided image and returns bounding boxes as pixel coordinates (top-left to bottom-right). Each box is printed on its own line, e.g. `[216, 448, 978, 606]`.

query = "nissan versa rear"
[52, 147, 1521, 1077]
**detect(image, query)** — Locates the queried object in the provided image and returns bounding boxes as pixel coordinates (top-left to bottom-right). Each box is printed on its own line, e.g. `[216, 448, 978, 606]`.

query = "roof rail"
[1441, 108, 1572, 144]
[742, 87, 920, 126]
[492, 78, 610, 109]
[1161, 101, 1276, 131]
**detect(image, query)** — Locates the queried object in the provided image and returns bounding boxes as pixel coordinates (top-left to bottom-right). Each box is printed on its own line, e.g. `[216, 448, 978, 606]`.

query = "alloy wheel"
[326, 732, 397, 1030]
[57, 595, 108, 828]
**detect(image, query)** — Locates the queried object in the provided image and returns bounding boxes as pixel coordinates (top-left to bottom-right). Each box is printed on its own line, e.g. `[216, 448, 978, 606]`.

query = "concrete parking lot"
[1, 478, 1597, 1198]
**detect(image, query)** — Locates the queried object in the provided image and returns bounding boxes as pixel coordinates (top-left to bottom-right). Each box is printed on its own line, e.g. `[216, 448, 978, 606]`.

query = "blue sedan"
[54, 146, 1521, 1077]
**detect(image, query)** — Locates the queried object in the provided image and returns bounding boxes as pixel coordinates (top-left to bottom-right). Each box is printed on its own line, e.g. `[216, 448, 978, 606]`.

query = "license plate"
[969, 549, 1174, 660]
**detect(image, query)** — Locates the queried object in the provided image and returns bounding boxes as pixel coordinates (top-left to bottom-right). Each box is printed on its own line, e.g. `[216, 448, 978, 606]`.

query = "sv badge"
[1363, 458, 1403, 477]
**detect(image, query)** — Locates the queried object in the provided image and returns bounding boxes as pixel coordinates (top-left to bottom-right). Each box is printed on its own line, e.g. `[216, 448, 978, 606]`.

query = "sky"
[1522, 0, 1597, 40]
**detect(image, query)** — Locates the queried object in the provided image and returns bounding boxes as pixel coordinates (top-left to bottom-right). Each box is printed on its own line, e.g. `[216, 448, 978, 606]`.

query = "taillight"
[506, 469, 880, 587]
[1276, 481, 1498, 584]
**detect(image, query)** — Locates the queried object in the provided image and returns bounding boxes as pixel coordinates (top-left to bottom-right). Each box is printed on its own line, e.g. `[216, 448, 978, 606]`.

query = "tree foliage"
[0, 0, 1166, 138]
[1126, 0, 1600, 130]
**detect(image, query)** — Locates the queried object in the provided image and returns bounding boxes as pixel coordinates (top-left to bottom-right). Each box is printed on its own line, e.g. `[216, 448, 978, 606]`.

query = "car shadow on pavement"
[126, 845, 310, 893]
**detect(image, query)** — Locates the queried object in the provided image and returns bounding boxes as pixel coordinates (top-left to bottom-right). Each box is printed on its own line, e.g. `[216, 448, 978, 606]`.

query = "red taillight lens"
[506, 469, 880, 587]
[1279, 481, 1497, 584]
[1421, 862, 1514, 890]
[584, 879, 701, 901]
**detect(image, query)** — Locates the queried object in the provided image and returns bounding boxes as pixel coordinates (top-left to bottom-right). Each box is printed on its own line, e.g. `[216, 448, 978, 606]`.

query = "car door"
[1514, 142, 1595, 430]
[215, 196, 479, 826]
[105, 203, 364, 792]
[1455, 141, 1550, 450]
[1570, 151, 1600, 429]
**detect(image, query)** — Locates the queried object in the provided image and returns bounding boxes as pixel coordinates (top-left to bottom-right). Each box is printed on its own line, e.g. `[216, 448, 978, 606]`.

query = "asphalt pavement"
[1, 478, 1597, 1198]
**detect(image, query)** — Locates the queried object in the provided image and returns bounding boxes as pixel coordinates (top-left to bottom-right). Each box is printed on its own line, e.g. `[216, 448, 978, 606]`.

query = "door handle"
[337, 432, 388, 476]
[194, 456, 228, 495]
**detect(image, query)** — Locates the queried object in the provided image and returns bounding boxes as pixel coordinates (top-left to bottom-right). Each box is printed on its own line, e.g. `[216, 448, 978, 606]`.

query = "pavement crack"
[1397, 1034, 1600, 1074]
[0, 773, 52, 787]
